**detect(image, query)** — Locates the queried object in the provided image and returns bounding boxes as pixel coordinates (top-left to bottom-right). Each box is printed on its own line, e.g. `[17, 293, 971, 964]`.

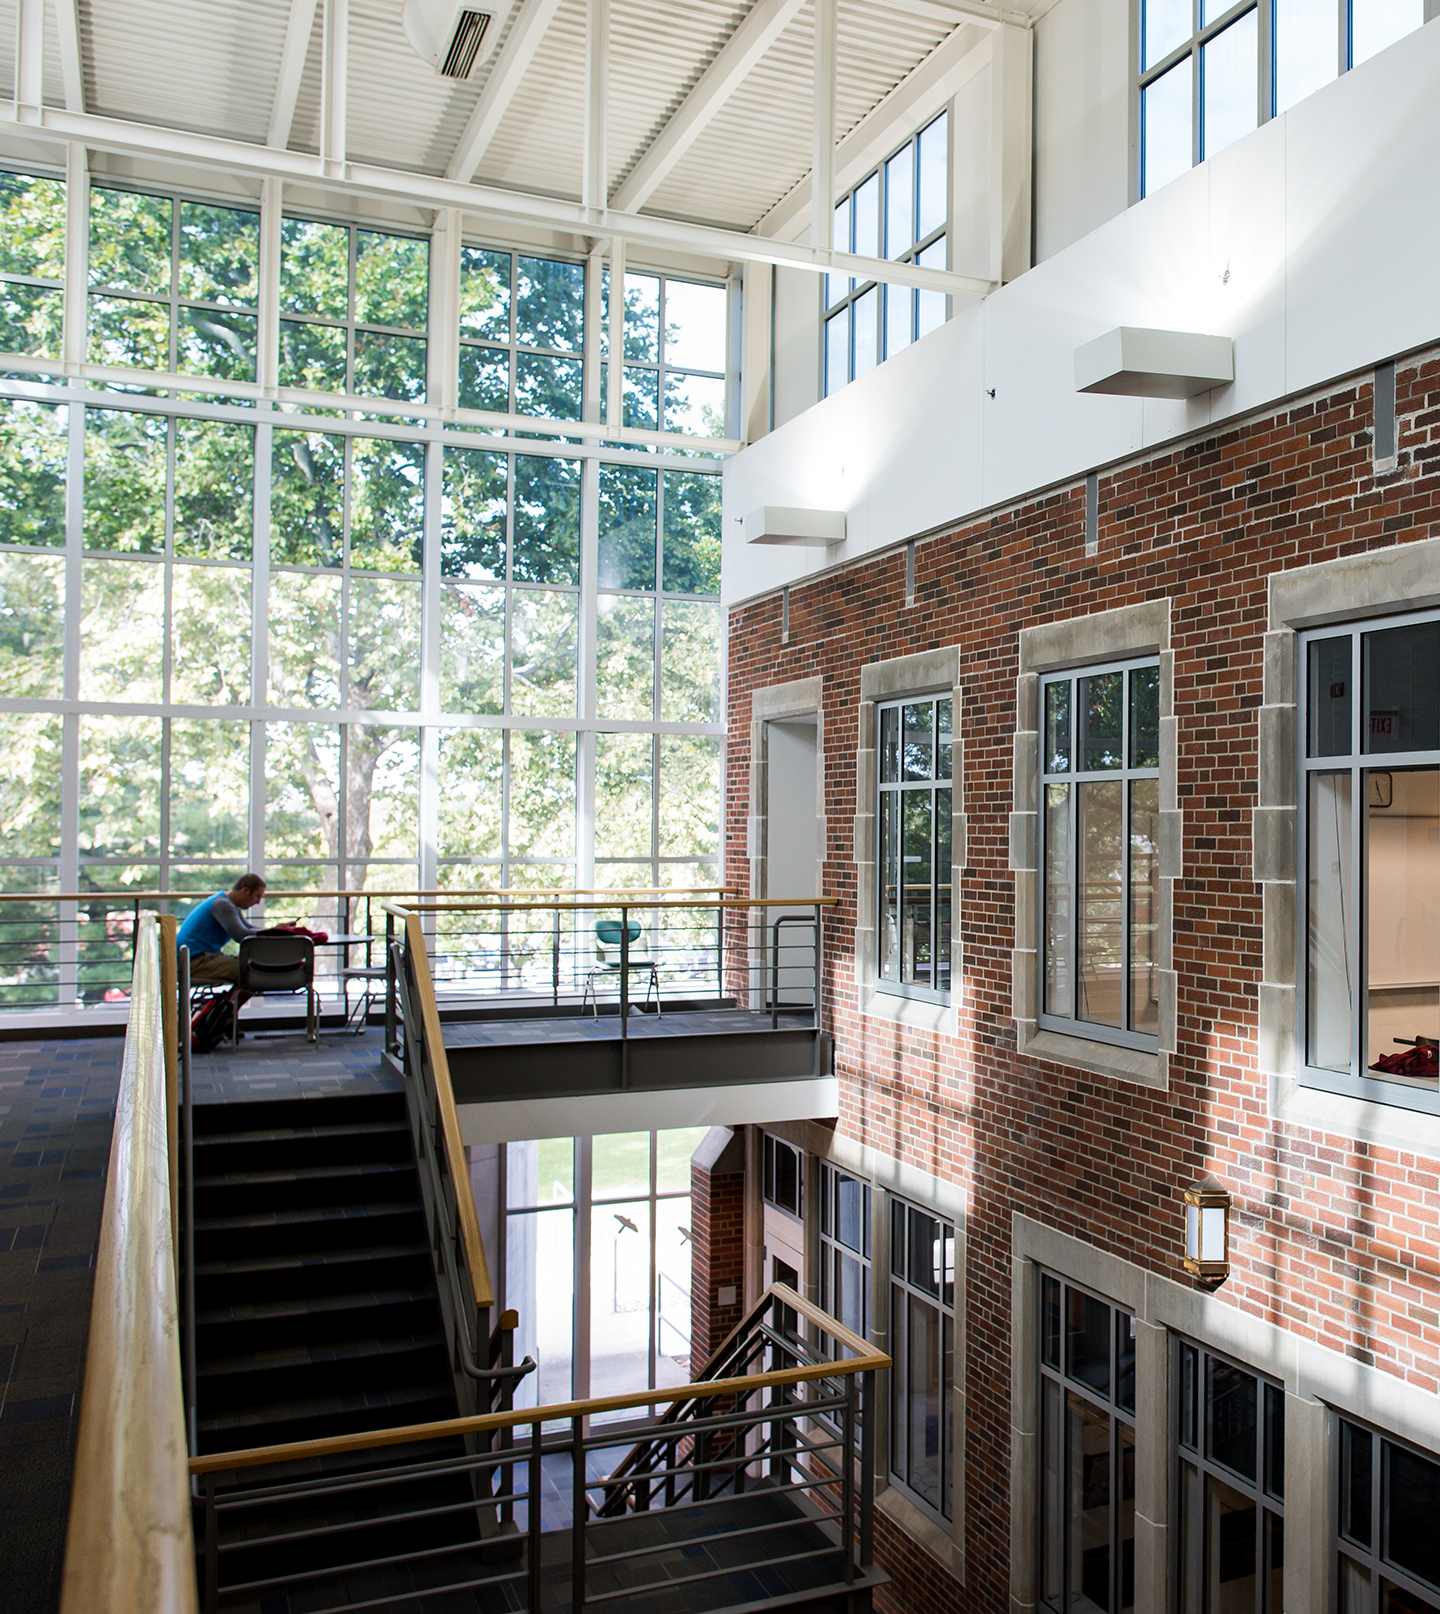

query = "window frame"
[822, 110, 949, 398]
[1137, 0, 1431, 199]
[876, 691, 954, 1004]
[1335, 1412, 1440, 1612]
[458, 244, 587, 426]
[1036, 655, 1162, 1054]
[887, 1191, 957, 1528]
[1296, 606, 1440, 1116]
[608, 269, 730, 439]
[1036, 1269, 1137, 1614]
[1171, 1335, 1285, 1613]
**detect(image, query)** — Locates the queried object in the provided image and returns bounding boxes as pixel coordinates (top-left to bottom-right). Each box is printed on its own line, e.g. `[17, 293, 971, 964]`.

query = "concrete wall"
[724, 15, 1440, 608]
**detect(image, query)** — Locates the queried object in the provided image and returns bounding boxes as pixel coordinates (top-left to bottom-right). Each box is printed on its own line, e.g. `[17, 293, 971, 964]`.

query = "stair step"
[195, 1157, 416, 1190]
[199, 1329, 445, 1381]
[195, 1238, 430, 1280]
[198, 1381, 456, 1450]
[193, 1198, 424, 1235]
[192, 1117, 410, 1151]
[195, 1282, 437, 1330]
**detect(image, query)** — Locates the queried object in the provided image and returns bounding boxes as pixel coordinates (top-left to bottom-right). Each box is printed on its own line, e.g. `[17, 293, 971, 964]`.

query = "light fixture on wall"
[1182, 1175, 1232, 1282]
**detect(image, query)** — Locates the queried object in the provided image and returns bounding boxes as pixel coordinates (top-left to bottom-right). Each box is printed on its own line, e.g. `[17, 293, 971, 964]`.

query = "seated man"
[177, 874, 267, 1011]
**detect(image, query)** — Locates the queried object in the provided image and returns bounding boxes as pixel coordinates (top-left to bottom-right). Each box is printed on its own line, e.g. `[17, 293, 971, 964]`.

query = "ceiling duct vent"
[401, 0, 514, 79]
[441, 10, 489, 76]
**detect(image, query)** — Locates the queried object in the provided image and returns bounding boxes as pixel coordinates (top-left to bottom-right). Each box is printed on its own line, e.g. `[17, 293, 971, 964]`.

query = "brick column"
[689, 1125, 746, 1369]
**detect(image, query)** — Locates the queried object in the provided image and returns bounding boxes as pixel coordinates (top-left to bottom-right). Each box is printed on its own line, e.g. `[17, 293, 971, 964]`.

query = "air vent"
[440, 9, 490, 78]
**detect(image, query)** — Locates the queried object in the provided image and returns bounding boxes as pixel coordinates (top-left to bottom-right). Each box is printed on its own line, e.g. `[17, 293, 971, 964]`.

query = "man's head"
[228, 873, 267, 911]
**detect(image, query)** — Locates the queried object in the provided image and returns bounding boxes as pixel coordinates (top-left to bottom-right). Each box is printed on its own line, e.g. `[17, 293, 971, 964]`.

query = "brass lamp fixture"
[1182, 1175, 1232, 1282]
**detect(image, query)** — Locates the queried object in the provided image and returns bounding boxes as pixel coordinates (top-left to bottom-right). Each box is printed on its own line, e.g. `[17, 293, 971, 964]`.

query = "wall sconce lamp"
[1182, 1175, 1232, 1282]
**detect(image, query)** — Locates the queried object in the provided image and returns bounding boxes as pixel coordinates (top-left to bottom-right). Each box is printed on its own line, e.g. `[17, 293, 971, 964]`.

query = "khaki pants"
[188, 952, 238, 984]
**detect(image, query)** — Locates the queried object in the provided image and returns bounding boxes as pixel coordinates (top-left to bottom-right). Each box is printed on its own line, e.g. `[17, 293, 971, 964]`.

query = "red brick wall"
[690, 1154, 745, 1367]
[724, 353, 1440, 1611]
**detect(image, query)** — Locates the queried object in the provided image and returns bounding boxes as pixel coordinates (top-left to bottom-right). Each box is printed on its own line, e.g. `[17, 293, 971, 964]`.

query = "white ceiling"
[42, 0, 1008, 234]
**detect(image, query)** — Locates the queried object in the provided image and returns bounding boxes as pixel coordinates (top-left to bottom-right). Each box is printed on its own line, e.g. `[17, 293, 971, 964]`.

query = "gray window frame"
[887, 1191, 956, 1529]
[1296, 607, 1440, 1117]
[1037, 1269, 1137, 1614]
[1172, 1336, 1285, 1613]
[1036, 656, 1162, 1054]
[876, 692, 953, 1005]
[1335, 1412, 1440, 1612]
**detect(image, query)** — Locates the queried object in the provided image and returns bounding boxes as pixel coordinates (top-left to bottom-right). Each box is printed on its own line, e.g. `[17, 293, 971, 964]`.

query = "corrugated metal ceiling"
[50, 0, 977, 232]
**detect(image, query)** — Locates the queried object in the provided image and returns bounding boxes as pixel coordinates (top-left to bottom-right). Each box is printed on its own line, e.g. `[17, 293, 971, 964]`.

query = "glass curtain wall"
[0, 166, 725, 1005]
[502, 1129, 709, 1421]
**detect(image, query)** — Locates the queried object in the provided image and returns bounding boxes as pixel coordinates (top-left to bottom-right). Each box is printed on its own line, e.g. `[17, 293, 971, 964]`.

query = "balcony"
[385, 894, 839, 1141]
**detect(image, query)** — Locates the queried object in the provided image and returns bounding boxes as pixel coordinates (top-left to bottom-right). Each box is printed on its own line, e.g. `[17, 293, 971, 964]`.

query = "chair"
[341, 963, 387, 1033]
[236, 934, 317, 1045]
[582, 919, 661, 1018]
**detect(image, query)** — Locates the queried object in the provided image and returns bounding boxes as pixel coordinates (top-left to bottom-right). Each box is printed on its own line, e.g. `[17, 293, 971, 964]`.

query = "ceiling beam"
[15, 0, 42, 111]
[446, 0, 565, 183]
[320, 0, 347, 173]
[582, 0, 607, 211]
[609, 0, 806, 215]
[54, 0, 84, 113]
[871, 0, 1016, 27]
[3, 109, 996, 294]
[758, 19, 990, 242]
[811, 0, 835, 248]
[268, 0, 320, 149]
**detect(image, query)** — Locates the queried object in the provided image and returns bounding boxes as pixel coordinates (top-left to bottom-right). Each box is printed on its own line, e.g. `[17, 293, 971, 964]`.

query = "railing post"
[384, 912, 397, 1055]
[859, 1368, 876, 1568]
[203, 1471, 218, 1614]
[771, 915, 780, 1031]
[571, 1414, 587, 1613]
[716, 898, 723, 1002]
[842, 1371, 857, 1582]
[814, 902, 822, 1031]
[552, 905, 560, 1007]
[619, 904, 629, 1030]
[528, 1421, 544, 1612]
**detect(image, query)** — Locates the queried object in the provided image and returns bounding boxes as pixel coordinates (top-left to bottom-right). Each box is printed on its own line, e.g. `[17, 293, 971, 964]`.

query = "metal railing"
[187, 1282, 886, 1614]
[58, 912, 197, 1614]
[0, 885, 736, 1016]
[381, 893, 833, 1044]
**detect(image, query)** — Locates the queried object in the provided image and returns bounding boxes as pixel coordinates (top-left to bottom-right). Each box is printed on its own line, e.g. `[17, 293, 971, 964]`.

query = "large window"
[280, 215, 429, 403]
[817, 1161, 870, 1341]
[824, 112, 948, 397]
[1174, 1338, 1284, 1612]
[877, 694, 953, 1001]
[458, 248, 584, 424]
[611, 271, 729, 437]
[1039, 661, 1160, 1049]
[1038, 1273, 1136, 1614]
[0, 166, 727, 1007]
[889, 1195, 955, 1524]
[1300, 612, 1440, 1112]
[1338, 1417, 1440, 1612]
[502, 1129, 708, 1420]
[1140, 0, 1427, 197]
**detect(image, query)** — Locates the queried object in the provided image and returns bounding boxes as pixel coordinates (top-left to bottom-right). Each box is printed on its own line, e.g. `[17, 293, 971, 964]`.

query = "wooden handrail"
[0, 885, 735, 905]
[189, 1284, 885, 1476]
[401, 912, 494, 1313]
[60, 913, 197, 1613]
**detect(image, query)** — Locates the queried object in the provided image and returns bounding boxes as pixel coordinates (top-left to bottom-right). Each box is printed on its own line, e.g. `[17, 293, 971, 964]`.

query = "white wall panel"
[771, 264, 820, 430]
[1032, 0, 1129, 264]
[723, 19, 1440, 609]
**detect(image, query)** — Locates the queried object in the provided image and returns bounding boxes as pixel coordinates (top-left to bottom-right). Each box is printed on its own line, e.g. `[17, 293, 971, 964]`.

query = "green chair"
[582, 918, 661, 1017]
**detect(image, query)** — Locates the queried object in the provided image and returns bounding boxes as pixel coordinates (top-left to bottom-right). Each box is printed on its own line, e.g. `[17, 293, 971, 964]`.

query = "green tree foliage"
[599, 464, 657, 590]
[440, 584, 504, 714]
[596, 596, 654, 721]
[85, 408, 166, 551]
[442, 446, 505, 578]
[172, 564, 250, 704]
[509, 589, 577, 716]
[81, 559, 164, 701]
[513, 456, 580, 583]
[0, 554, 63, 697]
[661, 470, 721, 594]
[273, 429, 343, 566]
[0, 399, 66, 544]
[595, 732, 653, 860]
[175, 419, 254, 559]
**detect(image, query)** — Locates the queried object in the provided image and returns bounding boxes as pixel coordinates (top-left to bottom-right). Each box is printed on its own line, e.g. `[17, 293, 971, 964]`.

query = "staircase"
[191, 1089, 456, 1453]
